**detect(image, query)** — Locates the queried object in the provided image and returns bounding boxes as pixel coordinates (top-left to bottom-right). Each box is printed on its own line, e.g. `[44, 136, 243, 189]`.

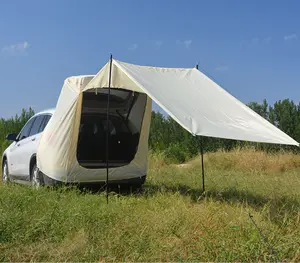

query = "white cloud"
[128, 43, 138, 51]
[252, 36, 272, 44]
[215, 66, 229, 72]
[284, 34, 298, 41]
[251, 37, 260, 45]
[177, 40, 192, 48]
[2, 41, 30, 55]
[183, 40, 192, 48]
[241, 36, 272, 48]
[154, 40, 163, 47]
[262, 36, 272, 43]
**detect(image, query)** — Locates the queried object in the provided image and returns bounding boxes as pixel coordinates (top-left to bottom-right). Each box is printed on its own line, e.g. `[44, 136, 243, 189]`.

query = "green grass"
[1, 149, 300, 261]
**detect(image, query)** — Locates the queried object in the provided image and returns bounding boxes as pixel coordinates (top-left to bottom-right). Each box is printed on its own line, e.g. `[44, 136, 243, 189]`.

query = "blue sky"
[0, 0, 299, 118]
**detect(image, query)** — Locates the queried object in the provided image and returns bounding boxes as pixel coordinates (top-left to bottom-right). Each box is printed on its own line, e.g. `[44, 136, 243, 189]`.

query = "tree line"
[149, 99, 300, 162]
[0, 99, 299, 163]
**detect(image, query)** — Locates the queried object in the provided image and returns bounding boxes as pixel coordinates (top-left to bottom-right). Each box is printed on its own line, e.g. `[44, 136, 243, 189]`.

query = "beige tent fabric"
[38, 74, 152, 183]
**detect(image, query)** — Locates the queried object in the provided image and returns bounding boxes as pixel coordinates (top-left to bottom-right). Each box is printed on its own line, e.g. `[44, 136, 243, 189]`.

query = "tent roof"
[80, 59, 298, 146]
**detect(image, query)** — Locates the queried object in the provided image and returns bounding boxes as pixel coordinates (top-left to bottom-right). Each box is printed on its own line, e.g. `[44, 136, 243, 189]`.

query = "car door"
[9, 117, 36, 178]
[18, 115, 46, 178]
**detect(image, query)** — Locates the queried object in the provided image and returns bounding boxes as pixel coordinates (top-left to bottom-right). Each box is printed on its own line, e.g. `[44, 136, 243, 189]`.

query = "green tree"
[247, 99, 269, 120]
[0, 108, 35, 157]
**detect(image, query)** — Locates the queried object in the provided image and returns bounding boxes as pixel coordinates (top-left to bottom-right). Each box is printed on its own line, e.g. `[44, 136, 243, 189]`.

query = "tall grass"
[1, 149, 300, 261]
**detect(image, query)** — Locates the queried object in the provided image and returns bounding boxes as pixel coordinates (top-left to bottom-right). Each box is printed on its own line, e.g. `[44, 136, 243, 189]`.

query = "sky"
[0, 0, 300, 118]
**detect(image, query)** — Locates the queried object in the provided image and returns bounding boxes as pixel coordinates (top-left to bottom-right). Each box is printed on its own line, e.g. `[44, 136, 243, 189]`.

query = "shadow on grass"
[66, 182, 144, 196]
[141, 182, 300, 225]
[45, 181, 299, 225]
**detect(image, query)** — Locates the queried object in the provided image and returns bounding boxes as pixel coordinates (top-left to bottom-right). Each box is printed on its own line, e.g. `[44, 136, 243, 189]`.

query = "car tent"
[37, 57, 299, 187]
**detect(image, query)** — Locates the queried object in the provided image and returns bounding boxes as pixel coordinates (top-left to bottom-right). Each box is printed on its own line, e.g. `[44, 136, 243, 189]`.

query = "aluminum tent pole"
[195, 63, 205, 193]
[106, 54, 113, 204]
[200, 136, 205, 193]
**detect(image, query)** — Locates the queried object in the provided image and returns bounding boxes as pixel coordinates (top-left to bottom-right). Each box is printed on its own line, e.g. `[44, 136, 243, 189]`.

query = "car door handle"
[17, 143, 20, 147]
[31, 138, 36, 141]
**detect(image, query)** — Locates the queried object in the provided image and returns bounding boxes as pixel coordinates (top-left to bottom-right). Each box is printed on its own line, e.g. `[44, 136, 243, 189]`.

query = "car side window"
[29, 115, 45, 137]
[18, 117, 36, 140]
[39, 115, 51, 133]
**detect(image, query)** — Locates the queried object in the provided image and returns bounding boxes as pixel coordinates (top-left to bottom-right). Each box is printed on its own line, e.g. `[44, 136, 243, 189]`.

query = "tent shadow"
[74, 183, 144, 195]
[57, 182, 299, 225]
[141, 182, 300, 225]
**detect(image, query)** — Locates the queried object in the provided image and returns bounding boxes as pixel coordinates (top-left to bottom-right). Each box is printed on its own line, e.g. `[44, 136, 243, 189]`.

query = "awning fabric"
[85, 59, 299, 146]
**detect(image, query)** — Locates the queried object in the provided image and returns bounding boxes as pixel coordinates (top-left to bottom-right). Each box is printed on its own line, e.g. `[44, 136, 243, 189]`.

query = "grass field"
[1, 149, 300, 262]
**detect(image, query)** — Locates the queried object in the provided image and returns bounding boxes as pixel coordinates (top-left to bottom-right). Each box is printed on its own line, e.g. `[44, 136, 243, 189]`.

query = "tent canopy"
[84, 59, 299, 146]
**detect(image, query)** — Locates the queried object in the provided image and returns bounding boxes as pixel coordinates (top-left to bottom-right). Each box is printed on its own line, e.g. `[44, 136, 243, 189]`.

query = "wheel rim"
[2, 163, 8, 183]
[32, 167, 40, 187]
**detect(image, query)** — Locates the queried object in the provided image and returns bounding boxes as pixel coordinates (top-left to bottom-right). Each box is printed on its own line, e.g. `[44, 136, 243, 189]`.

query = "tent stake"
[106, 54, 113, 204]
[200, 136, 205, 193]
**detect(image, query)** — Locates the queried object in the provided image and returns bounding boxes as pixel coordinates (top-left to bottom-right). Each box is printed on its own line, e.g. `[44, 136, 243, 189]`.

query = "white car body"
[2, 109, 54, 182]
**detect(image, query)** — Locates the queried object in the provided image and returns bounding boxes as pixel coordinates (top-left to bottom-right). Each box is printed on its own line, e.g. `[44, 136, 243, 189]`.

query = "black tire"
[31, 164, 44, 187]
[2, 160, 9, 184]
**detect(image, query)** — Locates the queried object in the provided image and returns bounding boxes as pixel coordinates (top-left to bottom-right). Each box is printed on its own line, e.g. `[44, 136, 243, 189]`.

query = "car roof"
[34, 108, 55, 116]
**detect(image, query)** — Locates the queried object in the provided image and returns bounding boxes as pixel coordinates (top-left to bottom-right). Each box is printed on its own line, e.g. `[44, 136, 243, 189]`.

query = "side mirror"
[6, 133, 18, 141]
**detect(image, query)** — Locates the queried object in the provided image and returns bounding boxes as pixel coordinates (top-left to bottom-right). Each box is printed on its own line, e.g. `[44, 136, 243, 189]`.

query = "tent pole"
[200, 136, 205, 193]
[195, 63, 205, 193]
[106, 54, 113, 204]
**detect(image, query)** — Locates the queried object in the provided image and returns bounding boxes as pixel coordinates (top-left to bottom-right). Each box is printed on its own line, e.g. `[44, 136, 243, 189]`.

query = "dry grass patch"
[195, 148, 300, 173]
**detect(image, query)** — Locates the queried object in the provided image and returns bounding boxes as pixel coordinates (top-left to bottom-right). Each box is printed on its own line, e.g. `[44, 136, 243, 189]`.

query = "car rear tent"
[39, 56, 299, 200]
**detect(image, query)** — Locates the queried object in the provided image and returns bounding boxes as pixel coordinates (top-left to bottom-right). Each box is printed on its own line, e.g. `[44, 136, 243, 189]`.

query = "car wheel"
[31, 164, 43, 188]
[2, 160, 9, 184]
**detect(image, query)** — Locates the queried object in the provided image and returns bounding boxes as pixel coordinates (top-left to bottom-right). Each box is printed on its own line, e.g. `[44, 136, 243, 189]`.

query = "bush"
[164, 143, 189, 163]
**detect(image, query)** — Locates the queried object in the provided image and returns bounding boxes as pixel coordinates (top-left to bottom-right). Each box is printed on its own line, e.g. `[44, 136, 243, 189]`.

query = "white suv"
[2, 108, 54, 186]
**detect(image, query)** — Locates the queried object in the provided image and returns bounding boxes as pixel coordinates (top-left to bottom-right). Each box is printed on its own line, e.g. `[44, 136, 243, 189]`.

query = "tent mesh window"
[77, 88, 147, 169]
